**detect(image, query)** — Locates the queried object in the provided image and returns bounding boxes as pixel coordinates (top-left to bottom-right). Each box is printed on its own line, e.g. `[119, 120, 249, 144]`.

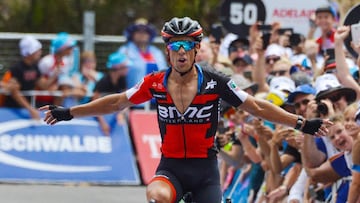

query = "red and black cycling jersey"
[126, 64, 248, 158]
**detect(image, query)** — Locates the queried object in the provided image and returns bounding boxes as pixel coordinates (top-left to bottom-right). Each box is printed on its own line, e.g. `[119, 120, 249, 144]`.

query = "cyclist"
[40, 17, 330, 203]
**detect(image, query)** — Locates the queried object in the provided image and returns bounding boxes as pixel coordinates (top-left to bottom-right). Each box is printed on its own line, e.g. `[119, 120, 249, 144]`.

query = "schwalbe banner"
[0, 108, 140, 185]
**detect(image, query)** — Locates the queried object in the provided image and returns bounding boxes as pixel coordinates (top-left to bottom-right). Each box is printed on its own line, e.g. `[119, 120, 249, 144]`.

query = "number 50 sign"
[220, 0, 266, 38]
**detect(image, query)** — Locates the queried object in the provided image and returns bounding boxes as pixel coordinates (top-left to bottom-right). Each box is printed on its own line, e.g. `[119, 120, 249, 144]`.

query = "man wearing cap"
[93, 52, 129, 97]
[92, 52, 129, 136]
[287, 84, 316, 117]
[118, 18, 167, 89]
[0, 35, 45, 119]
[231, 54, 253, 80]
[228, 38, 250, 62]
[315, 73, 357, 116]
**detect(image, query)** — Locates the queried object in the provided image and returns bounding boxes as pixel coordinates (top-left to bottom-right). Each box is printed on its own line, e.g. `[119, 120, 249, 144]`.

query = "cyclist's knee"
[146, 182, 174, 203]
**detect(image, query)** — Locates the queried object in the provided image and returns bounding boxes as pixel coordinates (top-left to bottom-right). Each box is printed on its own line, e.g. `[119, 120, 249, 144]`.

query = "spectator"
[227, 38, 251, 63]
[231, 54, 253, 79]
[314, 73, 357, 117]
[0, 35, 44, 119]
[37, 32, 85, 107]
[312, 5, 337, 52]
[72, 51, 103, 104]
[118, 18, 167, 89]
[208, 23, 224, 63]
[301, 39, 325, 74]
[305, 114, 354, 203]
[92, 51, 129, 136]
[195, 39, 215, 68]
[287, 84, 316, 118]
[289, 33, 306, 64]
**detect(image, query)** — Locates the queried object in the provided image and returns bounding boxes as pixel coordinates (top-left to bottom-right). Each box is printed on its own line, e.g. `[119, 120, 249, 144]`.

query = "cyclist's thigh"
[192, 184, 222, 203]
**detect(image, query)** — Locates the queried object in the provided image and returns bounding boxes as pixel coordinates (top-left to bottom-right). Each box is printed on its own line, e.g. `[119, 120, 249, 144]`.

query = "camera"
[317, 102, 329, 115]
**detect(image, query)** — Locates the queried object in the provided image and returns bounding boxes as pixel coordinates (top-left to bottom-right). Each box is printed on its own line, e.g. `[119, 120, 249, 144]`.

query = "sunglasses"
[269, 70, 287, 76]
[294, 99, 310, 109]
[266, 56, 281, 64]
[328, 94, 342, 102]
[229, 45, 249, 53]
[167, 40, 197, 52]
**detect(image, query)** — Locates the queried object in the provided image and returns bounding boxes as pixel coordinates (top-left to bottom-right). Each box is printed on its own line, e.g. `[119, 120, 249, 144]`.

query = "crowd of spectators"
[213, 4, 360, 203]
[1, 3, 360, 203]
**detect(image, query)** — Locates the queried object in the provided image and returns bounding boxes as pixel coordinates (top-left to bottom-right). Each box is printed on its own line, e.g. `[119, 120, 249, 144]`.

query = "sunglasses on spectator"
[167, 40, 197, 52]
[328, 94, 342, 102]
[294, 99, 310, 109]
[229, 45, 249, 53]
[269, 70, 287, 76]
[266, 56, 281, 64]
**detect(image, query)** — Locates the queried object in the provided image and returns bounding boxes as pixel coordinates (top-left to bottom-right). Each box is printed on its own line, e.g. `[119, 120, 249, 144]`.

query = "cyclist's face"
[167, 36, 199, 70]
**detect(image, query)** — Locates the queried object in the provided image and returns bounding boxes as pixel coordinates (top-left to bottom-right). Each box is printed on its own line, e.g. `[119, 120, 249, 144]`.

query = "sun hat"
[314, 73, 356, 103]
[124, 18, 157, 42]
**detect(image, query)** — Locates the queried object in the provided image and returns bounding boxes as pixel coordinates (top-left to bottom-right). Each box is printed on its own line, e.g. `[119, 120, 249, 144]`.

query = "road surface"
[0, 183, 147, 203]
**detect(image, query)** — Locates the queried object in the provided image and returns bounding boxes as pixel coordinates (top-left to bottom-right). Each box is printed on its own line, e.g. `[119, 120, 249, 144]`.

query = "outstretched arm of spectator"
[301, 134, 326, 168]
[334, 26, 360, 100]
[7, 79, 40, 120]
[219, 146, 244, 168]
[267, 163, 302, 202]
[237, 132, 262, 164]
[270, 127, 296, 174]
[304, 159, 341, 184]
[252, 34, 270, 93]
[218, 140, 245, 168]
[352, 37, 360, 80]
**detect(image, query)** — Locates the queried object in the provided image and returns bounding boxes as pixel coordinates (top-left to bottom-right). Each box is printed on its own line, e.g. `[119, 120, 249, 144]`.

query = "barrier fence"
[0, 90, 158, 185]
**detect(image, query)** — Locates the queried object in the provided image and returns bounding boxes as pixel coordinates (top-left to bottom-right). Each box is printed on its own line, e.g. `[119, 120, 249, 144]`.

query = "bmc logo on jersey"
[158, 104, 214, 119]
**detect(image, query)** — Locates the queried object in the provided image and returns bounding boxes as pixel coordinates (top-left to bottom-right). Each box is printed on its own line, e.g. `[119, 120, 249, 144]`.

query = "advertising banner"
[129, 110, 161, 185]
[0, 108, 140, 185]
[220, 0, 329, 38]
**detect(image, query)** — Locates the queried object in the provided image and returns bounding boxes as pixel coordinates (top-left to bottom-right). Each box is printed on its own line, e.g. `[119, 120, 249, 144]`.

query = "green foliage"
[0, 0, 221, 34]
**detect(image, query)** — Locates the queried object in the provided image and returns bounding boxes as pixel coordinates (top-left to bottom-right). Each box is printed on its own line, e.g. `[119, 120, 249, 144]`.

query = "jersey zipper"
[181, 114, 186, 158]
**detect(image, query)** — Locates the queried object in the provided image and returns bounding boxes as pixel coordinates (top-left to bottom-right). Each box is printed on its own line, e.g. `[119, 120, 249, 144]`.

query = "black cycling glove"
[49, 105, 73, 121]
[301, 118, 323, 135]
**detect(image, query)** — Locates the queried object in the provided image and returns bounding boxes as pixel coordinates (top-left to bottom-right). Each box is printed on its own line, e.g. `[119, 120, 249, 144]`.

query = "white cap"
[265, 43, 286, 57]
[19, 35, 42, 57]
[269, 76, 296, 93]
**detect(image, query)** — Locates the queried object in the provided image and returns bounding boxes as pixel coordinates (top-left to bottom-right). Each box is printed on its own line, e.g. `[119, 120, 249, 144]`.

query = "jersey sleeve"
[125, 75, 153, 104]
[218, 74, 248, 107]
